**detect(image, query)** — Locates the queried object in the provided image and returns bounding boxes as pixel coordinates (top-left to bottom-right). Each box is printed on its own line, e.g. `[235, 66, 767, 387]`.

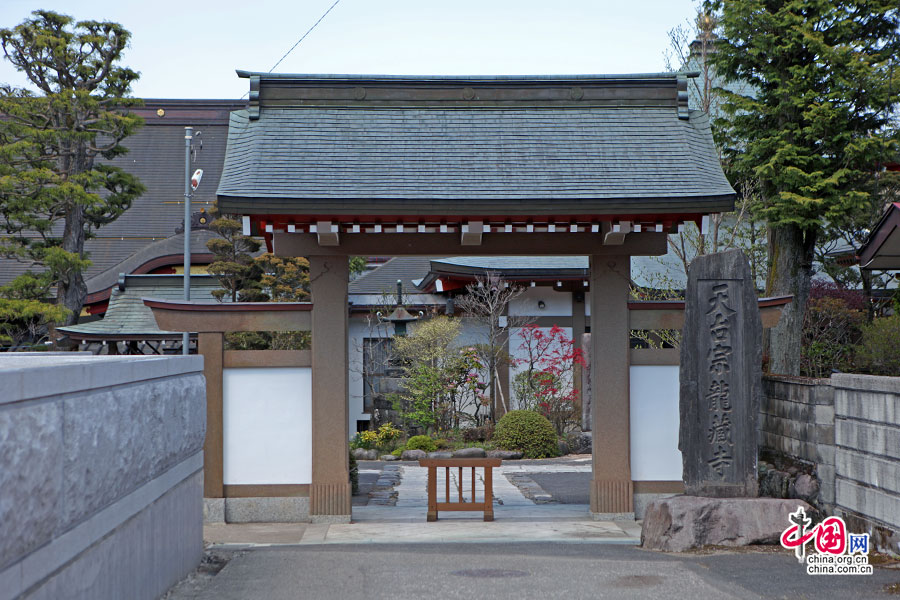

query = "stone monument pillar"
[679, 249, 761, 497]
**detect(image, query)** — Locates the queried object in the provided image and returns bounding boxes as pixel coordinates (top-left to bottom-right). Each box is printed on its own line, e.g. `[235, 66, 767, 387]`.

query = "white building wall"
[509, 287, 572, 317]
[629, 365, 682, 481]
[223, 367, 312, 485]
[348, 317, 395, 432]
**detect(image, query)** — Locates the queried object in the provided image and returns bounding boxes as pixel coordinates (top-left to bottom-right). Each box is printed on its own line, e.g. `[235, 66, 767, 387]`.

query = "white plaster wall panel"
[509, 288, 572, 317]
[223, 367, 312, 485]
[455, 318, 488, 347]
[348, 318, 383, 433]
[507, 326, 573, 409]
[629, 365, 682, 481]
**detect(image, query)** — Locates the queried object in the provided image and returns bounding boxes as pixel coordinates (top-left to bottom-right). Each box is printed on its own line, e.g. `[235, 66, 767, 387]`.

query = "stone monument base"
[641, 495, 813, 552]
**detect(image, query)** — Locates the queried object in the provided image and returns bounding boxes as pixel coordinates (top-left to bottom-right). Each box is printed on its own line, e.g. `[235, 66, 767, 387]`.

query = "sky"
[0, 1, 701, 99]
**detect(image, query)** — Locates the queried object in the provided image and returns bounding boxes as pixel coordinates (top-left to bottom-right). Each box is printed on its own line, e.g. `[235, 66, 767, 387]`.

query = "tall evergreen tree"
[705, 0, 900, 374]
[0, 11, 144, 328]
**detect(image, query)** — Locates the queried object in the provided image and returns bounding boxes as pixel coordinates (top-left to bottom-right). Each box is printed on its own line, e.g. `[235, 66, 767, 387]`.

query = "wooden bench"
[419, 458, 501, 521]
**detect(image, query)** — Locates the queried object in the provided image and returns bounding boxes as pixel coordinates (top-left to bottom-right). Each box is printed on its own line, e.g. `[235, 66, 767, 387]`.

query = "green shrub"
[854, 315, 900, 376]
[391, 447, 404, 457]
[405, 435, 437, 453]
[493, 410, 559, 459]
[433, 438, 450, 450]
[800, 296, 864, 377]
[376, 423, 402, 446]
[350, 429, 378, 450]
[349, 452, 359, 495]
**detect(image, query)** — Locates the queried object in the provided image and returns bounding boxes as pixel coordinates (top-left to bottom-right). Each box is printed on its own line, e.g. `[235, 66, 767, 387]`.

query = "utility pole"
[182, 127, 192, 355]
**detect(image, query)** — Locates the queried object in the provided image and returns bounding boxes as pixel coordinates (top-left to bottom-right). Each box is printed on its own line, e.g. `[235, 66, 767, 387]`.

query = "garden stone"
[353, 448, 378, 460]
[642, 496, 813, 552]
[486, 450, 523, 460]
[791, 474, 819, 503]
[557, 440, 569, 456]
[566, 431, 592, 454]
[381, 454, 398, 461]
[401, 449, 427, 461]
[452, 447, 486, 458]
[426, 452, 453, 459]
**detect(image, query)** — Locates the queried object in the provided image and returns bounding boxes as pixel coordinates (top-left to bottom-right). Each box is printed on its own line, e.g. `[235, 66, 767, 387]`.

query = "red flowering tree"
[512, 325, 586, 435]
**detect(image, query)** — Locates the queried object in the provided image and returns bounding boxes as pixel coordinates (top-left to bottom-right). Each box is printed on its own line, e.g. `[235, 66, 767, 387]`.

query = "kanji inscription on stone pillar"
[680, 249, 761, 497]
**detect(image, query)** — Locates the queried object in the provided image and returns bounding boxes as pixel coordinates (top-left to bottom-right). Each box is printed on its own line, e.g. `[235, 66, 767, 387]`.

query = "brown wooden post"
[589, 255, 634, 517]
[484, 464, 494, 521]
[198, 332, 224, 498]
[309, 255, 351, 522]
[427, 465, 437, 521]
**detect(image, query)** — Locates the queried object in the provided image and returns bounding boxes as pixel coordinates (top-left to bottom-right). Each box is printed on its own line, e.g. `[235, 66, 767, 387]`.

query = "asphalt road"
[184, 543, 900, 600]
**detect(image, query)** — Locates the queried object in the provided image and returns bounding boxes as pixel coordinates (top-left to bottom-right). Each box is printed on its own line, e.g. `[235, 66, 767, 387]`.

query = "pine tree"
[705, 0, 900, 374]
[0, 11, 145, 328]
[206, 206, 263, 302]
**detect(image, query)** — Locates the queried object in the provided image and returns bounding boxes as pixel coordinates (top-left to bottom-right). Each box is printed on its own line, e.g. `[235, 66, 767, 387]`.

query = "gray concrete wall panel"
[762, 373, 900, 536]
[0, 355, 205, 600]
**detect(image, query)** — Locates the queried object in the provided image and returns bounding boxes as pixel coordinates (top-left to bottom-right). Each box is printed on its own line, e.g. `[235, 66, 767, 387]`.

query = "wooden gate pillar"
[198, 332, 224, 498]
[589, 255, 634, 517]
[309, 255, 352, 522]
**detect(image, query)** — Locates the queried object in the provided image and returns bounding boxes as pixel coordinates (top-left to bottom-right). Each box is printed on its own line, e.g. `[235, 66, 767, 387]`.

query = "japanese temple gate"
[154, 72, 738, 523]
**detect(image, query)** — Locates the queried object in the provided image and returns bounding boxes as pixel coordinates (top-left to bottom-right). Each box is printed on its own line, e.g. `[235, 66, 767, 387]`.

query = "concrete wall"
[0, 355, 206, 600]
[760, 373, 900, 553]
[832, 373, 900, 551]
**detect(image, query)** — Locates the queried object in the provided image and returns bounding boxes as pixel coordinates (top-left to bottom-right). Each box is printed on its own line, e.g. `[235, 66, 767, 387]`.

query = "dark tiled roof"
[431, 255, 687, 288]
[0, 100, 244, 288]
[84, 229, 218, 300]
[58, 274, 225, 340]
[349, 256, 436, 295]
[217, 73, 734, 215]
[218, 108, 731, 210]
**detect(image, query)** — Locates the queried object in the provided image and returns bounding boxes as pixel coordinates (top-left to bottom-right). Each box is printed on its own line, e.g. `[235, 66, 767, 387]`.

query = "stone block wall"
[760, 373, 900, 553]
[0, 355, 205, 600]
[832, 374, 900, 550]
[760, 375, 835, 508]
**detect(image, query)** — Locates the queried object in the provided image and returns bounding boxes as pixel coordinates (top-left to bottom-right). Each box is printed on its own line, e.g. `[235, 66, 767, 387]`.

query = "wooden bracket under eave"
[316, 220, 340, 246]
[461, 220, 483, 246]
[604, 221, 632, 245]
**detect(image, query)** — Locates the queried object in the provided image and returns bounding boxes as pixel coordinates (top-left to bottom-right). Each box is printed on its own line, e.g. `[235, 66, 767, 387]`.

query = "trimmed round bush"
[493, 410, 559, 459]
[405, 435, 437, 453]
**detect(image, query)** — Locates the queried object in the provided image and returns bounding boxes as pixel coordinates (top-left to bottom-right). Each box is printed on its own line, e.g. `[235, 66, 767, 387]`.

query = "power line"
[269, 0, 341, 73]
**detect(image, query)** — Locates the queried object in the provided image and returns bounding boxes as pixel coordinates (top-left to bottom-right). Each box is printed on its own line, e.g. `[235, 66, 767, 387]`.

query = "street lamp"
[182, 127, 202, 355]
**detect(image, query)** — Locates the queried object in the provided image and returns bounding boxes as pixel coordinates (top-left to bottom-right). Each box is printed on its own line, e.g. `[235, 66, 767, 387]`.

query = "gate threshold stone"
[641, 495, 813, 552]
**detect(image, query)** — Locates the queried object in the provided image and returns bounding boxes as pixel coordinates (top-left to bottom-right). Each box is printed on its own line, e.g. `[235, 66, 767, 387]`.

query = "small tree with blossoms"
[391, 316, 488, 435]
[512, 325, 586, 435]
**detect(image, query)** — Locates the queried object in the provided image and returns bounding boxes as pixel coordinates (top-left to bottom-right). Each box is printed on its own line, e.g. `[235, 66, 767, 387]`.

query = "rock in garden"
[487, 450, 523, 460]
[566, 431, 592, 454]
[400, 449, 427, 461]
[641, 495, 813, 552]
[353, 448, 378, 460]
[426, 451, 453, 459]
[381, 454, 398, 461]
[791, 474, 819, 503]
[452, 447, 486, 458]
[557, 440, 569, 456]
